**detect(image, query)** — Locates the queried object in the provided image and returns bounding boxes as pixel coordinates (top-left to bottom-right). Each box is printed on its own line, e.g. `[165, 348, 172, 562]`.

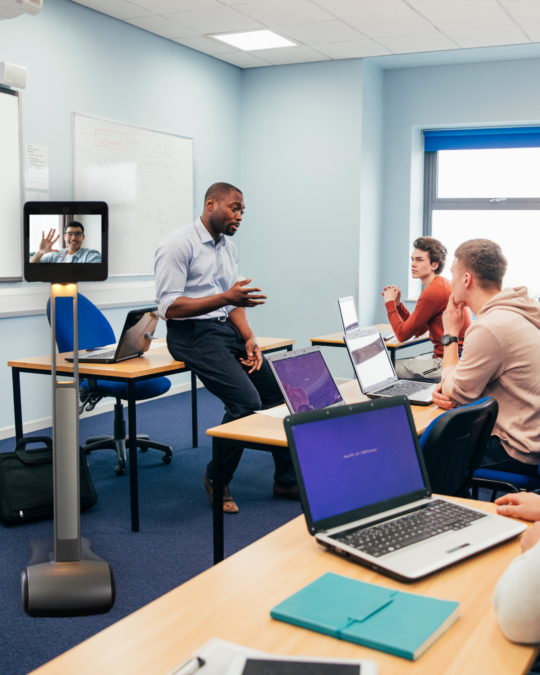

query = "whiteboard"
[73, 113, 193, 276]
[0, 87, 23, 281]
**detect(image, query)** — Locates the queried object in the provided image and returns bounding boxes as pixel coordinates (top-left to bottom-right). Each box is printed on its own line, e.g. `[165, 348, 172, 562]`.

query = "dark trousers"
[480, 436, 540, 478]
[167, 318, 296, 486]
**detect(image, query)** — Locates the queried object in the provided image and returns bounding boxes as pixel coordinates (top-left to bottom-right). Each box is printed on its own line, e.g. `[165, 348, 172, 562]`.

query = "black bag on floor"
[0, 436, 98, 525]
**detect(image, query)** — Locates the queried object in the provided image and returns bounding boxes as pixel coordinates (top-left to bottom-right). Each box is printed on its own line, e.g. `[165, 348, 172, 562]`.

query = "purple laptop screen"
[272, 351, 342, 413]
[290, 405, 425, 522]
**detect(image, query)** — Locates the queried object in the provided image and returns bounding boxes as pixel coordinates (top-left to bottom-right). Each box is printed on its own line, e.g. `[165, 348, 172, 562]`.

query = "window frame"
[423, 150, 540, 236]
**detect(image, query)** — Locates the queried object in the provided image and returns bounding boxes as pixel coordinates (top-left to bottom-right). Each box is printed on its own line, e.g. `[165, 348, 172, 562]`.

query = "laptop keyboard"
[377, 380, 432, 397]
[82, 349, 117, 360]
[333, 500, 487, 558]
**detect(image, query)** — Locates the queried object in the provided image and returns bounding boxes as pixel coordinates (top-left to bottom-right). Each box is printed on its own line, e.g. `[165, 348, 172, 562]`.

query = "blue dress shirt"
[39, 248, 101, 263]
[154, 218, 238, 321]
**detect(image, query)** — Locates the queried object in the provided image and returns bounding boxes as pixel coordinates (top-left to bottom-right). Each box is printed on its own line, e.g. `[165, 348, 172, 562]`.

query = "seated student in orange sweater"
[382, 237, 471, 381]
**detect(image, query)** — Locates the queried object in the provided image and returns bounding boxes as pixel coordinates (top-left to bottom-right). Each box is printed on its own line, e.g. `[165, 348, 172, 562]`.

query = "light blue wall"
[239, 58, 364, 379]
[382, 57, 540, 296]
[0, 0, 242, 433]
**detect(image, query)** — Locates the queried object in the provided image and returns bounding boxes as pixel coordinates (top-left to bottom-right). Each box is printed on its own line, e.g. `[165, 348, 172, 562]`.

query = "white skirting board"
[0, 377, 204, 441]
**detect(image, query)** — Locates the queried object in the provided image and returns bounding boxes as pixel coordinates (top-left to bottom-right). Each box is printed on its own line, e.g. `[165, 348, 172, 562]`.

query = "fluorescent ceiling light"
[212, 30, 296, 51]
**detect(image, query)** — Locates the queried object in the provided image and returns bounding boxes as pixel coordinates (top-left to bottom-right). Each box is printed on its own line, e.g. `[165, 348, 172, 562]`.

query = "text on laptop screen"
[29, 214, 102, 263]
[339, 297, 359, 333]
[290, 405, 425, 522]
[272, 351, 342, 413]
[348, 332, 394, 390]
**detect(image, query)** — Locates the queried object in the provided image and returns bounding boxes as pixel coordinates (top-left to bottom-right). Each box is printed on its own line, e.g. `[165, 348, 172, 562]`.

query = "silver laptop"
[267, 347, 346, 414]
[338, 296, 393, 340]
[66, 307, 159, 364]
[345, 328, 436, 406]
[284, 397, 526, 582]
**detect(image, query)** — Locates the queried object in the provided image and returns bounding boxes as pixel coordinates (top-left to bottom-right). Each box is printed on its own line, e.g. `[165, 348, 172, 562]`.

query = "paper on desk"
[165, 639, 267, 675]
[25, 143, 49, 190]
[254, 405, 289, 419]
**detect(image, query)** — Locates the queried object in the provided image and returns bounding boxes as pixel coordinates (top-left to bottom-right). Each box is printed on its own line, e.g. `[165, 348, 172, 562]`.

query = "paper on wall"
[25, 191, 49, 202]
[25, 143, 49, 190]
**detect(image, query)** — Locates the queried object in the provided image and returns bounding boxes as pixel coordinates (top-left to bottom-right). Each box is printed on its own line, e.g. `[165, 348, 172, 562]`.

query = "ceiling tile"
[126, 15, 198, 38]
[216, 52, 273, 67]
[348, 11, 437, 38]
[215, 0, 265, 4]
[501, 0, 540, 24]
[447, 25, 529, 47]
[312, 39, 392, 58]
[168, 6, 264, 32]
[420, 4, 515, 32]
[127, 0, 221, 14]
[174, 35, 239, 54]
[407, 0, 496, 8]
[237, 0, 334, 27]
[251, 45, 331, 64]
[378, 31, 458, 52]
[310, 0, 410, 20]
[72, 0, 152, 20]
[523, 22, 540, 41]
[277, 20, 363, 44]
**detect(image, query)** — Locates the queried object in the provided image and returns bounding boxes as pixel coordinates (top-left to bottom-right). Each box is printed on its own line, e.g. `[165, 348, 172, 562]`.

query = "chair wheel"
[139, 447, 148, 452]
[162, 455, 172, 465]
[114, 465, 125, 477]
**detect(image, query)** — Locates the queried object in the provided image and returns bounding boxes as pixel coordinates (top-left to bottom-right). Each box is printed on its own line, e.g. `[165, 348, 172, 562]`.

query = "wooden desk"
[7, 336, 294, 533]
[207, 379, 445, 563]
[30, 499, 537, 675]
[311, 323, 431, 365]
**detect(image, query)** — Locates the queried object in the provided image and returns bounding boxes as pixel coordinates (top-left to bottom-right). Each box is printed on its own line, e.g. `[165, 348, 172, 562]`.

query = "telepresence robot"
[21, 202, 115, 617]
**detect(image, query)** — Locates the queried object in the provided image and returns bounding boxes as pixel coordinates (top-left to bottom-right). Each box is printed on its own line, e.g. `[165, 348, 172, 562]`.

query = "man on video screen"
[30, 220, 101, 263]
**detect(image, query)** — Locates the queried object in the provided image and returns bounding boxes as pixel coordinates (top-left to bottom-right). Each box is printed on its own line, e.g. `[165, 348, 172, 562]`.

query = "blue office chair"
[419, 397, 498, 497]
[47, 294, 173, 477]
[471, 463, 540, 502]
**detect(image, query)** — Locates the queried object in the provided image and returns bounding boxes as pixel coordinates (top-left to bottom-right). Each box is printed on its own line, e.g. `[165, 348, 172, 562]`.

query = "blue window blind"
[424, 127, 540, 151]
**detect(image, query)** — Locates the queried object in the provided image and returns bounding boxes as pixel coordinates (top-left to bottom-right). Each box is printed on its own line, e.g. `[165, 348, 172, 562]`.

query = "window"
[423, 128, 540, 298]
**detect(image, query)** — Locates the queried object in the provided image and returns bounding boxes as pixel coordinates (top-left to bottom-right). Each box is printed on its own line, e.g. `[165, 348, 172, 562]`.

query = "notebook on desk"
[65, 307, 159, 364]
[284, 396, 526, 581]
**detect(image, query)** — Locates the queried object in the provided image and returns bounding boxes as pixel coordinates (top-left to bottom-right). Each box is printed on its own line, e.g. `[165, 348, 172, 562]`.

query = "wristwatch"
[441, 334, 459, 346]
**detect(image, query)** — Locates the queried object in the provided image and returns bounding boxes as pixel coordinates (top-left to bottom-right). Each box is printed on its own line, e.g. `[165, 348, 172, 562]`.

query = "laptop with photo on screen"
[266, 346, 346, 416]
[284, 397, 526, 581]
[65, 307, 159, 364]
[338, 296, 393, 340]
[344, 328, 436, 406]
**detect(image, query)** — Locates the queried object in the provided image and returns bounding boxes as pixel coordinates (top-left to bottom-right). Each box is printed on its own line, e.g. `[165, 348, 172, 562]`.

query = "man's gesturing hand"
[39, 229, 60, 255]
[239, 337, 263, 374]
[225, 278, 267, 308]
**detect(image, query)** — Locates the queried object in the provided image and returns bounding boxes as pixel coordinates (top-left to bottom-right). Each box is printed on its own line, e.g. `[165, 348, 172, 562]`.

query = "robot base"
[21, 537, 116, 617]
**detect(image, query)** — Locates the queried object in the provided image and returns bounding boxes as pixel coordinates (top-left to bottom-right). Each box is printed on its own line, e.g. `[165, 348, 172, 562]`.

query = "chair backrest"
[420, 397, 499, 496]
[46, 293, 116, 353]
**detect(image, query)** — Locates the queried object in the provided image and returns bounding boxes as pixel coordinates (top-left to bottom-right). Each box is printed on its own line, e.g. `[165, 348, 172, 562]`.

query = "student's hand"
[496, 492, 540, 523]
[225, 279, 267, 308]
[239, 338, 262, 374]
[382, 285, 399, 303]
[520, 522, 540, 553]
[395, 285, 402, 306]
[38, 229, 60, 255]
[431, 382, 456, 410]
[442, 294, 466, 336]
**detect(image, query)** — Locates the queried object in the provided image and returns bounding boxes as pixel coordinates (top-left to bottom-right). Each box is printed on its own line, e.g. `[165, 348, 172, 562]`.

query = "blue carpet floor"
[0, 388, 302, 675]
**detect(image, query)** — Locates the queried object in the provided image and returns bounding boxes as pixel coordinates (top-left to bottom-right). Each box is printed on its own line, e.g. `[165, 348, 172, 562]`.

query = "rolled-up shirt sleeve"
[442, 323, 504, 404]
[154, 237, 191, 320]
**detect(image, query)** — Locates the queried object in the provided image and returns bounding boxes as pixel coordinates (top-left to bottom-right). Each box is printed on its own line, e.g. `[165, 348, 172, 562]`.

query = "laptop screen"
[271, 351, 343, 413]
[289, 405, 425, 522]
[116, 308, 158, 359]
[338, 297, 359, 333]
[347, 332, 394, 391]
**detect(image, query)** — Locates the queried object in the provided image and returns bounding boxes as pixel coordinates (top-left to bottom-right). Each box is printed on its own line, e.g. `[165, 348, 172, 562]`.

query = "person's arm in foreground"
[228, 307, 262, 374]
[493, 493, 540, 643]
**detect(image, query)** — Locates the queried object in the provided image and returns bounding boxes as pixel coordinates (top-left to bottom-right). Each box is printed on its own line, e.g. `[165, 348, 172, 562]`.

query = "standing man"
[154, 182, 298, 513]
[381, 236, 470, 381]
[433, 239, 540, 476]
[31, 221, 101, 263]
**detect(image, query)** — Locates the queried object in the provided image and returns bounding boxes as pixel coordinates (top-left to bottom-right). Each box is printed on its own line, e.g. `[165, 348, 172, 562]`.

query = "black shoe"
[273, 482, 300, 501]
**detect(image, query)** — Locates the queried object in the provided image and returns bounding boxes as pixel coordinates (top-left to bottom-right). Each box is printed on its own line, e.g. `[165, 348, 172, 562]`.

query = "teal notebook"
[270, 572, 459, 661]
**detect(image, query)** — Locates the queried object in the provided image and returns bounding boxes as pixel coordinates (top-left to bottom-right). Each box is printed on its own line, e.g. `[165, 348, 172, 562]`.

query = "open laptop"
[338, 296, 393, 340]
[284, 397, 526, 582]
[66, 307, 159, 364]
[344, 328, 436, 405]
[266, 347, 346, 414]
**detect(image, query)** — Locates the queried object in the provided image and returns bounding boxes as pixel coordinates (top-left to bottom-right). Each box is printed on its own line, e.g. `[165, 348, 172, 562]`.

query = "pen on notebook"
[173, 656, 205, 675]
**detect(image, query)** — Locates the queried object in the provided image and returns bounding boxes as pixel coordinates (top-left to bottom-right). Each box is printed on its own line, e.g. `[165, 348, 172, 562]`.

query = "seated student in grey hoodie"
[432, 238, 540, 477]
